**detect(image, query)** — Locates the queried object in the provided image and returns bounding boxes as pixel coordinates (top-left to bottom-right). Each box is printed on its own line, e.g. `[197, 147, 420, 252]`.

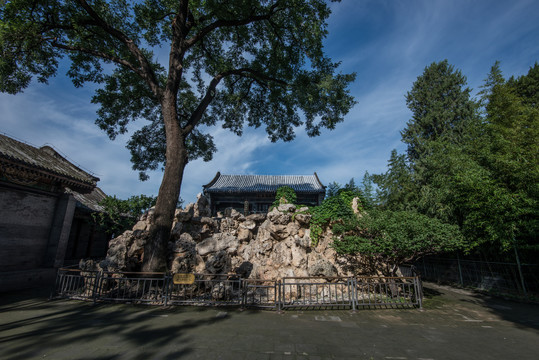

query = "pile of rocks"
[86, 194, 360, 280]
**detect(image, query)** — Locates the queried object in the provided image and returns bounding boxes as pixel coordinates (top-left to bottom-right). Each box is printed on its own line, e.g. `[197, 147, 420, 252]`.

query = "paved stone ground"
[1, 283, 538, 359]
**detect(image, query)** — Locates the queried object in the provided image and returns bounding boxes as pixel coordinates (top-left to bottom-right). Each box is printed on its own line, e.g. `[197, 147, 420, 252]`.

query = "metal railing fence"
[355, 277, 422, 308]
[281, 277, 355, 309]
[54, 269, 99, 301]
[52, 269, 422, 310]
[166, 274, 243, 306]
[413, 257, 539, 297]
[97, 271, 167, 304]
[243, 278, 279, 309]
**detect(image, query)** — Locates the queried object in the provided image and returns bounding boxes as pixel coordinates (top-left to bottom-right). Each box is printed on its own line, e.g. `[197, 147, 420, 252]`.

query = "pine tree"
[402, 60, 479, 162]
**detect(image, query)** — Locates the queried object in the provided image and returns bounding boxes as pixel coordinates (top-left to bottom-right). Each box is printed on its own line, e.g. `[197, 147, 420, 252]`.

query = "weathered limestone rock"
[267, 208, 291, 224]
[268, 223, 288, 241]
[170, 221, 183, 239]
[286, 222, 300, 237]
[196, 233, 237, 256]
[240, 219, 256, 230]
[277, 203, 296, 213]
[171, 252, 196, 273]
[132, 220, 148, 231]
[205, 250, 230, 274]
[234, 261, 254, 278]
[172, 233, 196, 253]
[270, 242, 292, 266]
[97, 194, 366, 281]
[295, 233, 311, 248]
[176, 204, 194, 222]
[290, 245, 307, 268]
[194, 193, 211, 217]
[211, 282, 232, 300]
[237, 227, 252, 242]
[308, 259, 338, 278]
[224, 208, 243, 220]
[352, 197, 361, 215]
[294, 213, 311, 226]
[190, 216, 218, 240]
[246, 213, 266, 222]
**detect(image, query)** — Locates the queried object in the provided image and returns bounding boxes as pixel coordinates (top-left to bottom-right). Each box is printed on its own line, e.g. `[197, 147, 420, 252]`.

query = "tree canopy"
[1, 0, 356, 271]
[93, 194, 157, 236]
[332, 209, 464, 274]
[372, 60, 538, 259]
[1, 0, 355, 177]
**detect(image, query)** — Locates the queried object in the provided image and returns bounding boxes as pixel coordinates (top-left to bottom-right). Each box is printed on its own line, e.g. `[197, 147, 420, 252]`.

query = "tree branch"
[227, 68, 288, 87]
[182, 74, 224, 136]
[182, 67, 288, 135]
[165, 0, 189, 95]
[75, 0, 162, 98]
[50, 41, 141, 76]
[185, 2, 280, 49]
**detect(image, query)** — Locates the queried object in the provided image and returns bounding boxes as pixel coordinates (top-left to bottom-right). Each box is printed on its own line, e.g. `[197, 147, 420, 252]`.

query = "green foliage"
[402, 60, 479, 161]
[92, 194, 156, 236]
[332, 209, 464, 266]
[373, 60, 538, 256]
[0, 0, 357, 180]
[360, 171, 374, 208]
[309, 188, 360, 245]
[325, 181, 341, 198]
[272, 186, 297, 208]
[1, 0, 357, 271]
[372, 149, 416, 211]
[479, 62, 539, 250]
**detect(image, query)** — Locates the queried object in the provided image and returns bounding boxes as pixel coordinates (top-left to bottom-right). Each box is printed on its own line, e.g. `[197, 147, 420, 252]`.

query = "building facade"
[203, 172, 326, 215]
[0, 134, 109, 291]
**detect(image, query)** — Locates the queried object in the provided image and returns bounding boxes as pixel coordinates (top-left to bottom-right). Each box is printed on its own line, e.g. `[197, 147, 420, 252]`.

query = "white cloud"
[2, 0, 538, 207]
[0, 85, 162, 199]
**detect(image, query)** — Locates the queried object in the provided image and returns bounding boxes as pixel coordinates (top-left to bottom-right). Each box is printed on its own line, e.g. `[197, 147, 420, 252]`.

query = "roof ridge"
[0, 133, 99, 189]
[204, 173, 325, 193]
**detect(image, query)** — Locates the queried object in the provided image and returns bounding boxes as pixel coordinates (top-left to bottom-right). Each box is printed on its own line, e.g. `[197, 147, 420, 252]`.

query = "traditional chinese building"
[0, 134, 109, 291]
[203, 172, 326, 215]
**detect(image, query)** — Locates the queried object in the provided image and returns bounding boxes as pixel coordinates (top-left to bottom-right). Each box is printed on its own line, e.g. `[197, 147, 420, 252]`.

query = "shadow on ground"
[0, 286, 252, 360]
[422, 282, 539, 332]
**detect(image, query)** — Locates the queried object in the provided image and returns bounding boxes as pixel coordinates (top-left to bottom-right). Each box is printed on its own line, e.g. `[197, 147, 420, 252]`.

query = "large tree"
[373, 60, 538, 256]
[0, 0, 356, 271]
[478, 62, 539, 254]
[402, 60, 478, 162]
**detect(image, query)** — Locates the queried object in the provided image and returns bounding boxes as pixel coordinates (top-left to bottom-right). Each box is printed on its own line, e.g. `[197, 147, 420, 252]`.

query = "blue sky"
[1, 0, 538, 204]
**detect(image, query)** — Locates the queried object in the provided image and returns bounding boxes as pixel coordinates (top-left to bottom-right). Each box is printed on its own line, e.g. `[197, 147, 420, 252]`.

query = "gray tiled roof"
[66, 187, 107, 212]
[0, 134, 98, 188]
[204, 173, 325, 194]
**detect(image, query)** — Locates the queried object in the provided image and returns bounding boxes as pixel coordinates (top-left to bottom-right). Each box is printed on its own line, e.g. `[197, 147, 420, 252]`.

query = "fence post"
[514, 243, 527, 297]
[456, 252, 464, 286]
[163, 273, 170, 306]
[277, 280, 282, 312]
[414, 276, 423, 309]
[350, 277, 357, 312]
[240, 278, 246, 310]
[92, 271, 101, 305]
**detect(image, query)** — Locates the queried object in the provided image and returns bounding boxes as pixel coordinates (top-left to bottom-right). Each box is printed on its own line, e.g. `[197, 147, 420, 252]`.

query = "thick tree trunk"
[142, 95, 187, 272]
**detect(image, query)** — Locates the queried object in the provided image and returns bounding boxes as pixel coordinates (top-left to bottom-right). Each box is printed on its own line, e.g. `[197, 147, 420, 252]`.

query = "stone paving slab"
[1, 283, 538, 359]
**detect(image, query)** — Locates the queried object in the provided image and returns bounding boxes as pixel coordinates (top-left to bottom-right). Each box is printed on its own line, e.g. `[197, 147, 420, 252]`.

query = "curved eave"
[1, 158, 97, 192]
[205, 188, 325, 194]
[202, 171, 221, 190]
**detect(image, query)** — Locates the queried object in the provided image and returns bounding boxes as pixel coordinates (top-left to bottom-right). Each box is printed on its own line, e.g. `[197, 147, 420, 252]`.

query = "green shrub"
[309, 189, 360, 245]
[271, 186, 297, 209]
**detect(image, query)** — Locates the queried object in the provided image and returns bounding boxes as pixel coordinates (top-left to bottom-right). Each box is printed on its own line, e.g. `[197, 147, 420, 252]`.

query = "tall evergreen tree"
[371, 149, 415, 211]
[360, 171, 374, 207]
[480, 63, 539, 252]
[402, 60, 479, 162]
